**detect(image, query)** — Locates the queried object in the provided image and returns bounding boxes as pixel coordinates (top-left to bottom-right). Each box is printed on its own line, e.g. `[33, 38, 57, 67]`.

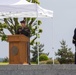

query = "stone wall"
[0, 64, 76, 75]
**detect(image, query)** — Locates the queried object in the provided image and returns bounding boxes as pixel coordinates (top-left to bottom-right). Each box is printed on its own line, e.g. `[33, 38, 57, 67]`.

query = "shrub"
[39, 54, 49, 61]
[46, 60, 53, 64]
[46, 59, 60, 64]
[54, 59, 60, 64]
[39, 61, 47, 64]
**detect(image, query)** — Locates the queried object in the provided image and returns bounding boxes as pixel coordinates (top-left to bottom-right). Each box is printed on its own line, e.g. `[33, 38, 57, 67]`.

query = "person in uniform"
[73, 28, 76, 46]
[16, 20, 30, 65]
[16, 20, 30, 37]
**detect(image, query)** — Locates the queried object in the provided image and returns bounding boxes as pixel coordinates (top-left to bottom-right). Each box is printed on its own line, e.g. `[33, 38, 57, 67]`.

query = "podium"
[7, 35, 30, 64]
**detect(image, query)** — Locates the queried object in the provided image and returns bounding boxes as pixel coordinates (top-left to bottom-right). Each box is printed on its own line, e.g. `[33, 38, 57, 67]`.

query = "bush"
[46, 59, 60, 64]
[46, 59, 53, 64]
[54, 59, 60, 64]
[39, 61, 47, 64]
[39, 54, 49, 61]
[31, 62, 37, 64]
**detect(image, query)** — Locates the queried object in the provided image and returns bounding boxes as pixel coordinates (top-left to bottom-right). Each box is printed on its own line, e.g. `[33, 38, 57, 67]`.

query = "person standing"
[72, 28, 76, 64]
[16, 20, 30, 65]
[73, 28, 76, 45]
[16, 20, 30, 37]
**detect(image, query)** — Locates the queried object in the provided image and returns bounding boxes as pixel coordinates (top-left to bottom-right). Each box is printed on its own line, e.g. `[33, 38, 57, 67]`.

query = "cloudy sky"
[0, 0, 76, 58]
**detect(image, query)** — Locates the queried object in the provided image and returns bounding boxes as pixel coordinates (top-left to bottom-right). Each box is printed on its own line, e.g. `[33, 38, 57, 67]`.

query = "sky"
[0, 0, 76, 58]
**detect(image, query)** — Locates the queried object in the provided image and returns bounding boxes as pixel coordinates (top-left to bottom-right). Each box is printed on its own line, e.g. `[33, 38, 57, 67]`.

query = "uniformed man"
[16, 20, 30, 37]
[16, 20, 30, 65]
[73, 28, 76, 46]
[72, 28, 76, 64]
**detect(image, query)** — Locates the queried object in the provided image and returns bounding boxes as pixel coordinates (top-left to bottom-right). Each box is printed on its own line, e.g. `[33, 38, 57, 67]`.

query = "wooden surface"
[7, 35, 29, 42]
[7, 35, 30, 64]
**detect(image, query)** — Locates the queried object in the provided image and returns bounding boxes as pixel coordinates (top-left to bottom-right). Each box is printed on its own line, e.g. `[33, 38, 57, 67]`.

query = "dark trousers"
[27, 42, 30, 65]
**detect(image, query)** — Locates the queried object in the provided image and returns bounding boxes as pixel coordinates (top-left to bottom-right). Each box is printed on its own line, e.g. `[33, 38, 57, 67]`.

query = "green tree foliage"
[31, 44, 45, 62]
[39, 54, 49, 61]
[27, 0, 40, 4]
[55, 40, 74, 64]
[2, 57, 9, 62]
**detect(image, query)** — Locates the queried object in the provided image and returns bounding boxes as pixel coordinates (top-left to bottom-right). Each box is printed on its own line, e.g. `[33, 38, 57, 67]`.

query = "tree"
[3, 57, 9, 62]
[31, 43, 44, 62]
[31, 43, 49, 62]
[0, 0, 42, 45]
[27, 0, 40, 4]
[55, 40, 74, 64]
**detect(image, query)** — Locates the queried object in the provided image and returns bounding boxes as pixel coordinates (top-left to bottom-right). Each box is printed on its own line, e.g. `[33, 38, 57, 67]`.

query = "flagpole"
[51, 17, 54, 64]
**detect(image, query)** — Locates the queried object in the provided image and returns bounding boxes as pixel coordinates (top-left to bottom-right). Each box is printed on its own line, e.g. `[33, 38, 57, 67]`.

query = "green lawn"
[0, 62, 37, 65]
[0, 62, 9, 65]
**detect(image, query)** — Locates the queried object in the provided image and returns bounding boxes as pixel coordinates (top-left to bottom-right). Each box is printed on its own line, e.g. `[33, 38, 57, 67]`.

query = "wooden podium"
[7, 35, 30, 64]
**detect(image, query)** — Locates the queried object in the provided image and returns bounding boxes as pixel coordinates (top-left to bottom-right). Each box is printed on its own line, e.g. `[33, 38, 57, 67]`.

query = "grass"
[0, 62, 9, 65]
[0, 62, 37, 65]
[31, 62, 37, 64]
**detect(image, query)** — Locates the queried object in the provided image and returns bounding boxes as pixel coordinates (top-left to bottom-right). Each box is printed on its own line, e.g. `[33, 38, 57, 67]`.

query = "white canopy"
[0, 0, 53, 18]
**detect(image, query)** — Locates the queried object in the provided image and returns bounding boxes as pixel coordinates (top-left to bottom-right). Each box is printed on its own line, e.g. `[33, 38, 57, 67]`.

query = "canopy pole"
[36, 4, 39, 65]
